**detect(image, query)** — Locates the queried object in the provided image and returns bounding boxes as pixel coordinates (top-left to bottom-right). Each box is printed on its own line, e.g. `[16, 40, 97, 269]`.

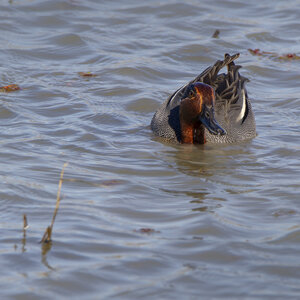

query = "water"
[0, 0, 300, 298]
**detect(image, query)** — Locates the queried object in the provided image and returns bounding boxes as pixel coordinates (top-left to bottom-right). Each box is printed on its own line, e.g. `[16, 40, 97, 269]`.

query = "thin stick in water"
[40, 162, 68, 243]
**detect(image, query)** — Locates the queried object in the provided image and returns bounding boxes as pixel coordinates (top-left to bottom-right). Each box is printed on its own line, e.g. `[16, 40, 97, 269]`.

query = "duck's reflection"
[158, 142, 254, 212]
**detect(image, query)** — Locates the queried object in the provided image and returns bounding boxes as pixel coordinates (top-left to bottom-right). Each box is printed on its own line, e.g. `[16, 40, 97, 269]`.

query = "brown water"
[1, 0, 300, 299]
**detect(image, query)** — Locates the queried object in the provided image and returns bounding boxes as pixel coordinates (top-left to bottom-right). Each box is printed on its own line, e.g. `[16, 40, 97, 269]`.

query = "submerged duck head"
[179, 82, 226, 144]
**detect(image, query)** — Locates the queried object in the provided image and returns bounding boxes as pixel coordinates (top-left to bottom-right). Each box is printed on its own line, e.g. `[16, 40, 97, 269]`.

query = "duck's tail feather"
[192, 53, 249, 109]
[193, 53, 240, 86]
[177, 53, 248, 113]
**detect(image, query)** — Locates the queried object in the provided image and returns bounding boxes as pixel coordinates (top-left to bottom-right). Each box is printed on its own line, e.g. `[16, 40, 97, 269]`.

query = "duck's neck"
[194, 122, 206, 144]
[180, 121, 206, 144]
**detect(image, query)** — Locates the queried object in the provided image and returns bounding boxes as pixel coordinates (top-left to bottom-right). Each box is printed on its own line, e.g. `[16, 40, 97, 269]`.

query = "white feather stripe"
[236, 89, 246, 122]
[169, 83, 188, 103]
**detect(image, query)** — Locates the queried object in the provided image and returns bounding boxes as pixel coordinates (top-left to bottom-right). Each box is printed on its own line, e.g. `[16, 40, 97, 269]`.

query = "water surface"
[0, 0, 300, 299]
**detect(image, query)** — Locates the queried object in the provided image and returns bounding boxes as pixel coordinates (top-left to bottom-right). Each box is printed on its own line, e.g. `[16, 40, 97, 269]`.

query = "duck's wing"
[192, 53, 241, 88]
[192, 53, 250, 122]
[165, 83, 188, 111]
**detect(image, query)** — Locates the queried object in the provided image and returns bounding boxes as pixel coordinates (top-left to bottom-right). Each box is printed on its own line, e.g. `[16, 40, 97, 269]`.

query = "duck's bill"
[199, 112, 226, 136]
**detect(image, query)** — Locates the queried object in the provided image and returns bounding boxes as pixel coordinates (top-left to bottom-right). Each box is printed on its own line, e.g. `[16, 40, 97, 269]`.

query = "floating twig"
[40, 163, 68, 243]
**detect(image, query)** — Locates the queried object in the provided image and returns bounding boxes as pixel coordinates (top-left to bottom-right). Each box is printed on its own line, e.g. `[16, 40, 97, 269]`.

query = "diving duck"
[151, 53, 256, 144]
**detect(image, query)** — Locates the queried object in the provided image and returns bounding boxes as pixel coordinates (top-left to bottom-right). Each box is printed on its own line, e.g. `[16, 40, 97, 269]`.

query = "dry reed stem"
[40, 162, 68, 243]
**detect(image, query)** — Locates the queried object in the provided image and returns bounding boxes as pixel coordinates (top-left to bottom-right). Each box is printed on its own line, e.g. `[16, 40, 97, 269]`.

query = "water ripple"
[0, 0, 300, 298]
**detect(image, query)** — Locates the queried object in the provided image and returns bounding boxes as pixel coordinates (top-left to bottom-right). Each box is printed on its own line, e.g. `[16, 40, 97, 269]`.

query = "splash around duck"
[151, 53, 256, 144]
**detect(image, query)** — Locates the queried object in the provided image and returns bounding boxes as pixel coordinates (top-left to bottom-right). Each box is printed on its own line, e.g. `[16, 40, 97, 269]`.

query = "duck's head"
[179, 82, 226, 144]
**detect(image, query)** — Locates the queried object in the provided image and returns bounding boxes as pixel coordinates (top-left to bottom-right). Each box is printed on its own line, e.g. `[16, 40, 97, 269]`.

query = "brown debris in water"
[40, 163, 68, 243]
[134, 228, 160, 234]
[78, 72, 97, 77]
[248, 48, 300, 60]
[212, 29, 220, 38]
[0, 84, 20, 92]
[278, 53, 300, 60]
[100, 179, 123, 187]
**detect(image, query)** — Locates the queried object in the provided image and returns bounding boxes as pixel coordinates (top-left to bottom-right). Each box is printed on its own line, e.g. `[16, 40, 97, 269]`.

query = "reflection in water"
[21, 230, 26, 253]
[41, 242, 55, 271]
[170, 143, 255, 177]
[158, 142, 257, 216]
[22, 214, 28, 253]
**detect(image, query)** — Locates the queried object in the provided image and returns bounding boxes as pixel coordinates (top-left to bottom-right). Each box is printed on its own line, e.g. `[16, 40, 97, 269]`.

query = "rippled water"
[1, 0, 300, 298]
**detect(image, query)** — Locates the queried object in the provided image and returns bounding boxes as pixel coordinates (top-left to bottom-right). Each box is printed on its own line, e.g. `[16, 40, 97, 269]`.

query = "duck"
[151, 53, 256, 144]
